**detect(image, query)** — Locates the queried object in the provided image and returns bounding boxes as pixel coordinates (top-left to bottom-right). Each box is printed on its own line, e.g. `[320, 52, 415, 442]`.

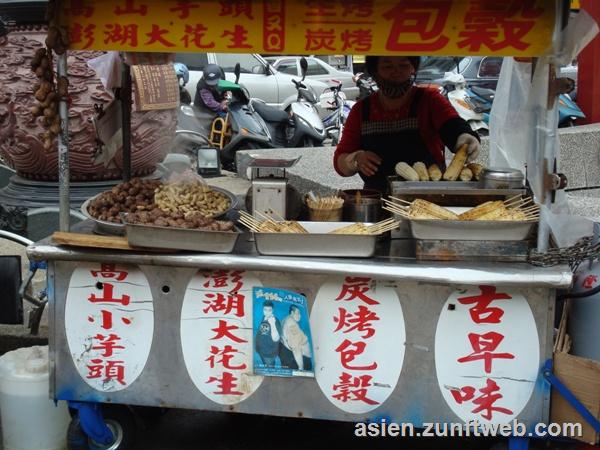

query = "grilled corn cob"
[443, 144, 468, 181]
[476, 208, 529, 221]
[412, 162, 429, 181]
[427, 164, 442, 181]
[395, 162, 420, 181]
[458, 201, 505, 221]
[459, 167, 473, 181]
[409, 199, 458, 220]
[467, 163, 484, 181]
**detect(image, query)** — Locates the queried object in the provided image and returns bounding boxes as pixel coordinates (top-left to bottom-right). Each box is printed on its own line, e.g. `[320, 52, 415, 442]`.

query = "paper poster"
[252, 287, 314, 378]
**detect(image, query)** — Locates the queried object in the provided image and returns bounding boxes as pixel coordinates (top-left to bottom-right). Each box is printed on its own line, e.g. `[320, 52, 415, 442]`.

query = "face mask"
[375, 76, 412, 99]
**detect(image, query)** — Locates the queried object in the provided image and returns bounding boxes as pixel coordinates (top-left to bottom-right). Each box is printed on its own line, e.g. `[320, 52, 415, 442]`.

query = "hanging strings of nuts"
[30, 0, 70, 151]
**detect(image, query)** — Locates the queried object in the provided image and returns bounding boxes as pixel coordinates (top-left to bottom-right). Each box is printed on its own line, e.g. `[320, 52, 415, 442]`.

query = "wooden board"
[52, 232, 173, 252]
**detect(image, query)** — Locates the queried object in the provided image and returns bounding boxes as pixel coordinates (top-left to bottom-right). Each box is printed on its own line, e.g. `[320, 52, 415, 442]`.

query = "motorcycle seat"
[470, 86, 495, 101]
[252, 101, 289, 124]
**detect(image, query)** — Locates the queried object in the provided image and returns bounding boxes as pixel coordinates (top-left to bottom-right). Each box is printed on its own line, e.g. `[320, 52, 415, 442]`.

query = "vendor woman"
[333, 56, 481, 193]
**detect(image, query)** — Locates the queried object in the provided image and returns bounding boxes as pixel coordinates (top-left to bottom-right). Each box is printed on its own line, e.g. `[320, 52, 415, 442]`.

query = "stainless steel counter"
[27, 221, 573, 288]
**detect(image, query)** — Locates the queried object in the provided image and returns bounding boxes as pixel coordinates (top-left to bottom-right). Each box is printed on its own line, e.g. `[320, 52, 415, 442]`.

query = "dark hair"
[289, 305, 300, 314]
[365, 56, 421, 77]
[263, 301, 274, 308]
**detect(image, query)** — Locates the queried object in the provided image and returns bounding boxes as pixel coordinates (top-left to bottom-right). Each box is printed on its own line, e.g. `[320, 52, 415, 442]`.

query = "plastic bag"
[87, 51, 122, 94]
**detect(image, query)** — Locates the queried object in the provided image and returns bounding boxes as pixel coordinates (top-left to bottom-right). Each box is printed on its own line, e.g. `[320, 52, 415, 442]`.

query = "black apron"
[359, 89, 437, 194]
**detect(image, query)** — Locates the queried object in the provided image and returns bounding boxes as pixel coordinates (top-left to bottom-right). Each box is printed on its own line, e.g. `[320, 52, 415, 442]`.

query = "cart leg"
[68, 401, 114, 446]
[508, 437, 529, 450]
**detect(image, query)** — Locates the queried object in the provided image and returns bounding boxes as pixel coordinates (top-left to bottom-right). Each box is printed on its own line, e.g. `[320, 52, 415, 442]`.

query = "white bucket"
[0, 346, 70, 450]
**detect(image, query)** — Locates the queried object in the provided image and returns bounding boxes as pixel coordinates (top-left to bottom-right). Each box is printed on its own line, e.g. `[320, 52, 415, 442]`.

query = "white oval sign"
[311, 277, 405, 414]
[181, 270, 264, 405]
[65, 264, 154, 392]
[435, 286, 540, 425]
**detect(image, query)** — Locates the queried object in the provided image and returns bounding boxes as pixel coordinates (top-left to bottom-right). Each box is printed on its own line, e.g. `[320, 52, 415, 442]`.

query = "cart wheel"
[67, 406, 136, 450]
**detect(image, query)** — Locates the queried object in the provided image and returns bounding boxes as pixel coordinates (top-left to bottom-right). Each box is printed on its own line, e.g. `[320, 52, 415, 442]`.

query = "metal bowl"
[81, 185, 239, 236]
[481, 167, 525, 189]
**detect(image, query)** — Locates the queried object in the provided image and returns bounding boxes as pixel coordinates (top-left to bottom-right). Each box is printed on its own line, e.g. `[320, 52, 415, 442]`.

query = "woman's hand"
[455, 133, 480, 162]
[355, 150, 382, 177]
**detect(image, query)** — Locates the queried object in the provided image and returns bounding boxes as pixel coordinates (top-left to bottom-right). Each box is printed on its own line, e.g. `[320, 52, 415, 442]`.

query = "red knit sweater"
[333, 87, 462, 175]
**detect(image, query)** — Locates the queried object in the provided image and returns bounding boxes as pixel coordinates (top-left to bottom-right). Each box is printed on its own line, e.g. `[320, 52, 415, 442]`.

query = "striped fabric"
[361, 117, 419, 136]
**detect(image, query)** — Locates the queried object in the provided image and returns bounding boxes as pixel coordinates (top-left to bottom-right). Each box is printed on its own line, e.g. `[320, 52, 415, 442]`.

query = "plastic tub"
[0, 346, 70, 450]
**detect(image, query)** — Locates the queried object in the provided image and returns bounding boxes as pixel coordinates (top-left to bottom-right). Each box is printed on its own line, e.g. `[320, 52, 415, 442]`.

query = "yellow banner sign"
[60, 0, 556, 56]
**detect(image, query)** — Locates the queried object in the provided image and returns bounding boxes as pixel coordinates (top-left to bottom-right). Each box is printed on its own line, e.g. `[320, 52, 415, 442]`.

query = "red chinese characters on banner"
[203, 292, 245, 317]
[114, 0, 147, 16]
[221, 25, 252, 49]
[67, 0, 94, 18]
[331, 277, 380, 406]
[458, 285, 511, 324]
[383, 1, 451, 51]
[453, 285, 515, 421]
[457, 0, 543, 52]
[335, 277, 379, 306]
[203, 270, 244, 293]
[202, 271, 248, 397]
[169, 1, 200, 19]
[104, 24, 138, 47]
[451, 379, 513, 421]
[145, 24, 175, 47]
[263, 1, 285, 52]
[85, 267, 132, 386]
[181, 24, 215, 49]
[334, 305, 379, 338]
[302, 1, 375, 52]
[70, 23, 96, 49]
[332, 372, 378, 405]
[219, 0, 254, 19]
[457, 332, 515, 374]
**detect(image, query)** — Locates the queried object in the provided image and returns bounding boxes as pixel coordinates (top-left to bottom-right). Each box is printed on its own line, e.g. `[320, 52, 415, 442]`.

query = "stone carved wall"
[0, 27, 176, 181]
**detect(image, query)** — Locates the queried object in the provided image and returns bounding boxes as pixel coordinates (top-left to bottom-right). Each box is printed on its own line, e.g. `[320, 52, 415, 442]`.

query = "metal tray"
[410, 218, 536, 241]
[124, 217, 240, 253]
[254, 222, 377, 258]
[80, 185, 239, 236]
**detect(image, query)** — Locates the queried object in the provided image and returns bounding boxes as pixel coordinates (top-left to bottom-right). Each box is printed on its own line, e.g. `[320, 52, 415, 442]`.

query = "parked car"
[264, 55, 359, 100]
[175, 53, 330, 113]
[417, 56, 578, 95]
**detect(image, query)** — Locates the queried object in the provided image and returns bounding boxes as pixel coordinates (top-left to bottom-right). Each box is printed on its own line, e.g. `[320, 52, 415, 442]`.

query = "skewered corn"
[467, 163, 484, 181]
[457, 201, 505, 221]
[443, 144, 468, 181]
[427, 164, 442, 181]
[409, 199, 459, 220]
[395, 162, 420, 181]
[459, 167, 473, 182]
[412, 162, 430, 181]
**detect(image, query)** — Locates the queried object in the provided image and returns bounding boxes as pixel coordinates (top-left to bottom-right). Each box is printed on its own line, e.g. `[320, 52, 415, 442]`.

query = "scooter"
[175, 58, 326, 170]
[441, 72, 489, 134]
[320, 80, 355, 145]
[174, 62, 191, 105]
[353, 72, 377, 100]
[558, 92, 585, 127]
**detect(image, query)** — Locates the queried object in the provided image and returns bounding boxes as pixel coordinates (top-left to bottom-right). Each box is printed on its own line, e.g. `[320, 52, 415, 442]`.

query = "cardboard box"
[551, 351, 600, 444]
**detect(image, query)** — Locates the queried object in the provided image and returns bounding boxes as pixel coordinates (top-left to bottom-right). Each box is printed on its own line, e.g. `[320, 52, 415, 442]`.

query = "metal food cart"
[23, 1, 597, 449]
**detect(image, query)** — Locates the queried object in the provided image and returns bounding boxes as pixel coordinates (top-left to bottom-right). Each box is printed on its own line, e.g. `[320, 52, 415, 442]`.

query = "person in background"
[255, 300, 281, 367]
[194, 64, 228, 117]
[333, 55, 481, 193]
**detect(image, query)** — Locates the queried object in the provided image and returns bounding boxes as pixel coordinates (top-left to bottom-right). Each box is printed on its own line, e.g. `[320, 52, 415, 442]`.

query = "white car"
[175, 52, 330, 112]
[264, 56, 359, 100]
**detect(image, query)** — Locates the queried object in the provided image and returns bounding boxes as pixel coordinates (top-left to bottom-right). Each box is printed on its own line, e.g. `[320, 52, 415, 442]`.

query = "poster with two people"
[253, 287, 314, 377]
